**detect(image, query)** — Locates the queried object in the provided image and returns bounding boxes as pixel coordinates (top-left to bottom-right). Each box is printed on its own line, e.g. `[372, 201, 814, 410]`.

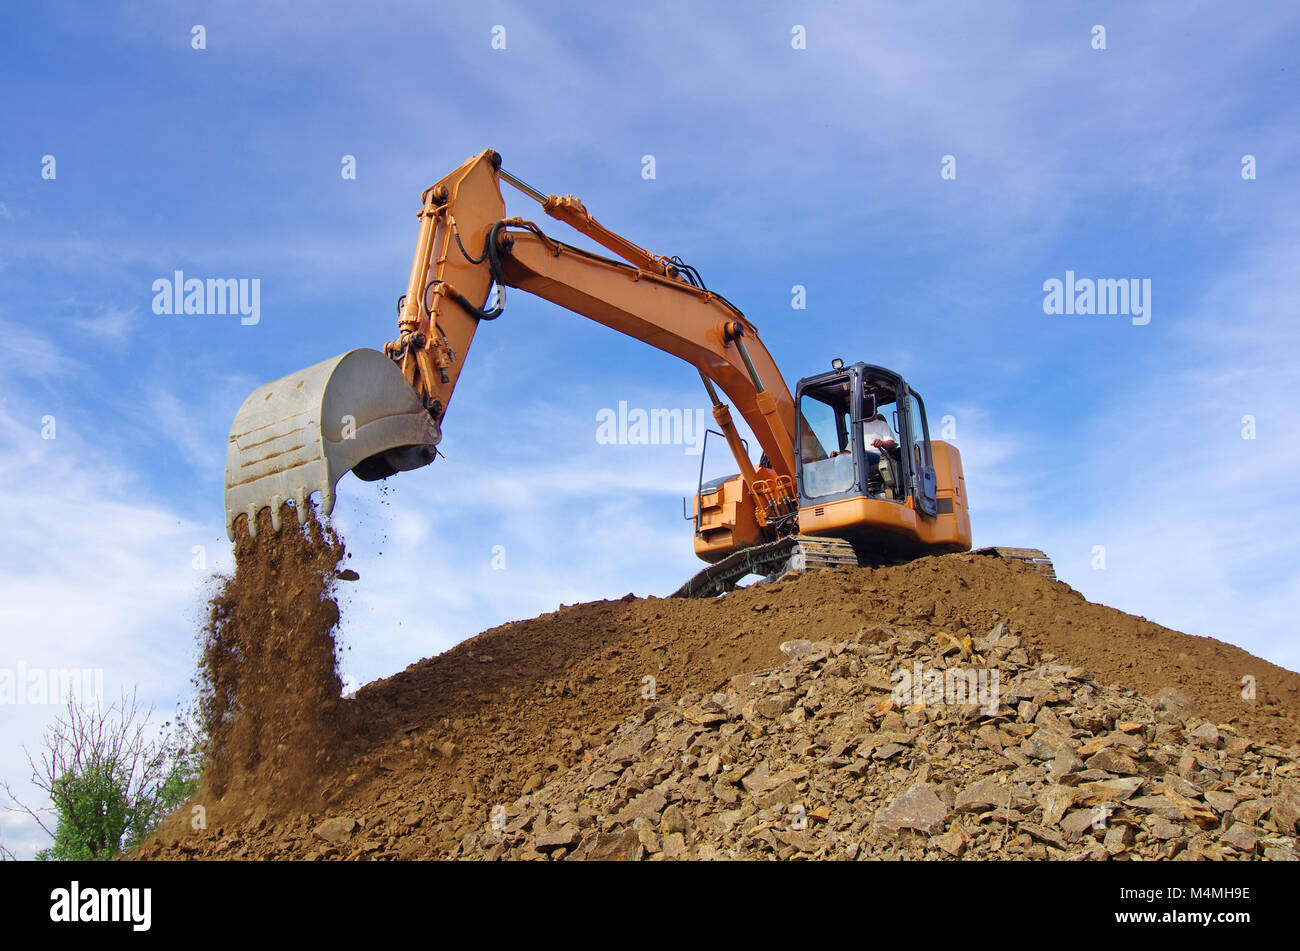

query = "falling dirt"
[140, 548, 1300, 859]
[190, 505, 348, 823]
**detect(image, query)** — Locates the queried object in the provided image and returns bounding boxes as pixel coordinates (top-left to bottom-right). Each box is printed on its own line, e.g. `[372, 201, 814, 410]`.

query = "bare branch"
[0, 778, 57, 841]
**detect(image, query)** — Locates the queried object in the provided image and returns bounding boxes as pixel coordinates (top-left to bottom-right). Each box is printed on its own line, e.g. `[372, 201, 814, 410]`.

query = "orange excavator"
[224, 149, 1051, 595]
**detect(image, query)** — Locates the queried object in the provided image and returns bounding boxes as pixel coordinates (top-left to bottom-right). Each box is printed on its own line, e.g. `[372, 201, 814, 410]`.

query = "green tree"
[2, 691, 199, 861]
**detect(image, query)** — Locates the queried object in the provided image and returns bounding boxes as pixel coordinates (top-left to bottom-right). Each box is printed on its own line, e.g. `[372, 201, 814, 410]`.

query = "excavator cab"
[692, 359, 970, 567]
[795, 363, 936, 514]
[789, 361, 966, 558]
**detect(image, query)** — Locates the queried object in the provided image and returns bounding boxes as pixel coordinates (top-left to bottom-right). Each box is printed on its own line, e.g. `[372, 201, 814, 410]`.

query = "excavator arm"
[224, 149, 797, 539]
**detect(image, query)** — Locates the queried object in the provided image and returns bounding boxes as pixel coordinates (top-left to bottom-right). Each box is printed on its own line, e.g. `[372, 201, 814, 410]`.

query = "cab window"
[799, 384, 855, 498]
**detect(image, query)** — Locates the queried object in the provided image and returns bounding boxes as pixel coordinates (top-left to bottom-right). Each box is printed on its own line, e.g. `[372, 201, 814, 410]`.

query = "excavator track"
[973, 546, 1057, 579]
[673, 539, 1057, 598]
[672, 535, 858, 598]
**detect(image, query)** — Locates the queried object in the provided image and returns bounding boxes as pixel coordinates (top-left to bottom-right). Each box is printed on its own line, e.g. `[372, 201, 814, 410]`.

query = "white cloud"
[0, 405, 217, 859]
[73, 306, 136, 343]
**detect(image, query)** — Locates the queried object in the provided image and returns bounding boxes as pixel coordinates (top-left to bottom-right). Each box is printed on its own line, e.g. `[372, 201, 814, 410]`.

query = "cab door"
[904, 387, 938, 517]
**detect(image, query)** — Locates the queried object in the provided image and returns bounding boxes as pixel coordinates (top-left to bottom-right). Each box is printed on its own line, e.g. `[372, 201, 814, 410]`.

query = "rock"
[684, 706, 729, 726]
[661, 832, 689, 859]
[713, 781, 741, 805]
[1270, 784, 1300, 835]
[1224, 734, 1253, 757]
[774, 829, 814, 853]
[754, 694, 796, 719]
[586, 828, 642, 861]
[1021, 729, 1072, 761]
[1149, 817, 1184, 841]
[1085, 748, 1141, 775]
[632, 818, 661, 854]
[976, 725, 1004, 751]
[313, 817, 358, 843]
[1049, 748, 1085, 780]
[616, 788, 667, 825]
[661, 804, 688, 835]
[1128, 795, 1185, 820]
[1077, 777, 1144, 805]
[1020, 822, 1067, 849]
[1163, 774, 1202, 799]
[1076, 737, 1114, 757]
[760, 780, 799, 809]
[1232, 799, 1271, 826]
[900, 631, 928, 652]
[955, 778, 1011, 812]
[1103, 824, 1133, 855]
[1203, 790, 1239, 814]
[1060, 809, 1103, 840]
[874, 782, 949, 836]
[1219, 823, 1257, 852]
[1039, 786, 1078, 827]
[1188, 722, 1221, 749]
[1060, 805, 1102, 836]
[741, 762, 772, 793]
[934, 826, 967, 857]
[1163, 788, 1219, 830]
[535, 828, 581, 852]
[370, 579, 1300, 865]
[1154, 687, 1201, 716]
[779, 639, 815, 659]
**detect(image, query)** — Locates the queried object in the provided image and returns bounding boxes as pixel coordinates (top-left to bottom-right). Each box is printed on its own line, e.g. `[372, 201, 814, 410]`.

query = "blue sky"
[2, 1, 1297, 857]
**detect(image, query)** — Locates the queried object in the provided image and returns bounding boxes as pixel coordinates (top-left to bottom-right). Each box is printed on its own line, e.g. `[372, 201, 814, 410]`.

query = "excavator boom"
[225, 150, 799, 540]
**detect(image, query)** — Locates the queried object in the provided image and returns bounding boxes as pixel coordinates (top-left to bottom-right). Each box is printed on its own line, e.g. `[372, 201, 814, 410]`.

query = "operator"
[862, 413, 896, 454]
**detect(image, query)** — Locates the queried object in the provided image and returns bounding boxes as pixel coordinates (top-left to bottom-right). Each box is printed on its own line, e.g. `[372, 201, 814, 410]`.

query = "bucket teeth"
[224, 348, 441, 540]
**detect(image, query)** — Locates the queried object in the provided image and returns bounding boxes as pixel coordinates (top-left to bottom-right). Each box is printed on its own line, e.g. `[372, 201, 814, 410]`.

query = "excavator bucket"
[224, 348, 440, 540]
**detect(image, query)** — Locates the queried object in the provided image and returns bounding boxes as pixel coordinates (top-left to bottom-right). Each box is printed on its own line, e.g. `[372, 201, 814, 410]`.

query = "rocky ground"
[138, 551, 1300, 861]
[452, 624, 1300, 861]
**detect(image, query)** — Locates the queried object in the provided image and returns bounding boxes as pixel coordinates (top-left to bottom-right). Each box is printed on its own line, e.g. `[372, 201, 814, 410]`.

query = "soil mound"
[138, 553, 1300, 860]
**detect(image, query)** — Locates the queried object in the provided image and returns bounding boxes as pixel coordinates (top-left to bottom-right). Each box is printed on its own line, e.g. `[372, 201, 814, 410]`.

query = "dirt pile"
[138, 553, 1300, 860]
[191, 506, 348, 819]
[452, 626, 1300, 860]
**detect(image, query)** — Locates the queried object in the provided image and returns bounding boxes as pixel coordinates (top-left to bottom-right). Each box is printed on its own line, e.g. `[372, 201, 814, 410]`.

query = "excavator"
[224, 149, 1051, 595]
